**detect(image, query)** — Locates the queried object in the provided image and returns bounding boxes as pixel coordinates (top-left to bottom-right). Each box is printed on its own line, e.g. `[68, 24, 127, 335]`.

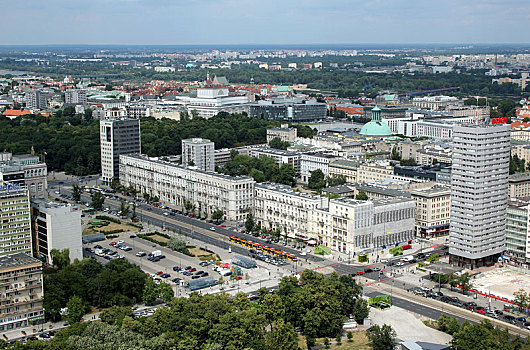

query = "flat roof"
[0, 253, 41, 270]
[509, 173, 530, 183]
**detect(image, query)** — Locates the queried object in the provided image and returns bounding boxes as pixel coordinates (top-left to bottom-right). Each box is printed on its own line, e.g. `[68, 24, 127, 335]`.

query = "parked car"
[155, 271, 164, 275]
[173, 266, 181, 272]
[364, 268, 373, 273]
[475, 306, 486, 314]
[356, 271, 365, 275]
[136, 251, 146, 257]
[191, 275, 201, 279]
[185, 266, 192, 270]
[189, 268, 197, 272]
[161, 273, 171, 278]
[172, 278, 181, 283]
[516, 317, 527, 323]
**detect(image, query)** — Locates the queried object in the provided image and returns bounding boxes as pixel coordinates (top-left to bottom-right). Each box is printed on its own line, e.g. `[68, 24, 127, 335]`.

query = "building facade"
[357, 163, 394, 183]
[449, 123, 511, 268]
[248, 147, 301, 174]
[509, 173, 530, 199]
[328, 159, 359, 183]
[64, 89, 87, 105]
[0, 253, 44, 331]
[0, 155, 47, 199]
[30, 200, 83, 264]
[100, 118, 141, 184]
[300, 152, 338, 183]
[410, 186, 451, 238]
[266, 125, 298, 143]
[249, 98, 326, 123]
[0, 185, 32, 257]
[25, 90, 47, 110]
[119, 154, 255, 222]
[505, 201, 529, 266]
[181, 138, 215, 172]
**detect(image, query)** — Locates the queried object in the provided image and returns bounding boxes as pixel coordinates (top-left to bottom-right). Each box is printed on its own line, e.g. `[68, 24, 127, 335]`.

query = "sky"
[1, 0, 529, 45]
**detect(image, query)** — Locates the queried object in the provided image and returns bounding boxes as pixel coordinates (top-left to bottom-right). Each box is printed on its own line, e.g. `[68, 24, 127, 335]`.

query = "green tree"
[110, 177, 121, 190]
[276, 163, 297, 186]
[142, 277, 158, 306]
[99, 306, 134, 327]
[458, 273, 473, 294]
[91, 191, 105, 210]
[260, 294, 285, 327]
[72, 184, 81, 202]
[158, 282, 174, 303]
[212, 209, 224, 222]
[65, 295, 87, 324]
[390, 147, 401, 161]
[131, 203, 137, 221]
[50, 248, 70, 269]
[367, 324, 396, 350]
[352, 298, 369, 323]
[451, 320, 499, 350]
[335, 333, 342, 345]
[400, 158, 417, 166]
[245, 214, 255, 233]
[269, 137, 290, 150]
[119, 200, 130, 217]
[264, 319, 298, 350]
[308, 169, 326, 190]
[437, 314, 460, 335]
[513, 289, 529, 312]
[167, 237, 189, 254]
[327, 174, 347, 187]
[323, 338, 330, 348]
[347, 331, 353, 342]
[355, 190, 369, 200]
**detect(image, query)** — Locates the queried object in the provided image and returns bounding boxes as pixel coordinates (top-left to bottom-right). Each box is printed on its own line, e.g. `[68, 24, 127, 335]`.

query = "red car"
[402, 244, 412, 250]
[110, 242, 117, 246]
[356, 271, 365, 275]
[188, 268, 197, 272]
[219, 224, 226, 227]
[155, 271, 163, 275]
[475, 307, 486, 314]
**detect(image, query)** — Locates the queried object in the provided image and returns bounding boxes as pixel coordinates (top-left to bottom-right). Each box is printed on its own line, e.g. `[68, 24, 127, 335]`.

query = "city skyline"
[1, 0, 529, 45]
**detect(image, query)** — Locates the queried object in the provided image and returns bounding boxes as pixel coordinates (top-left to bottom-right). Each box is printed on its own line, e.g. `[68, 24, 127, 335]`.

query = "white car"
[117, 240, 124, 245]
[210, 227, 216, 231]
[136, 251, 146, 257]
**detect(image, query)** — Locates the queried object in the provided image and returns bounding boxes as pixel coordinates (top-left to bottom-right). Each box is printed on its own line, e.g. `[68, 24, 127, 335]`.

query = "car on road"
[173, 266, 182, 272]
[486, 310, 498, 318]
[219, 224, 226, 227]
[504, 315, 516, 323]
[191, 275, 201, 279]
[494, 310, 503, 316]
[188, 268, 197, 272]
[356, 271, 365, 275]
[475, 306, 486, 314]
[516, 317, 527, 323]
[161, 273, 171, 278]
[136, 251, 146, 257]
[182, 271, 190, 276]
[199, 261, 209, 267]
[364, 268, 373, 273]
[201, 272, 209, 277]
[210, 227, 216, 231]
[155, 271, 164, 275]
[195, 270, 204, 275]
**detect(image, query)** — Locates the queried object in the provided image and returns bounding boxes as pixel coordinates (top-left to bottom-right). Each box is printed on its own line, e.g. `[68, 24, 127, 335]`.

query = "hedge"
[96, 215, 121, 224]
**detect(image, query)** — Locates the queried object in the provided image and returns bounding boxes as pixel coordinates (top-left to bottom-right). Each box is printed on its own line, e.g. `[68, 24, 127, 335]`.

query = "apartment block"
[300, 152, 338, 183]
[24, 90, 47, 110]
[328, 159, 359, 183]
[509, 173, 530, 199]
[0, 185, 32, 257]
[357, 162, 394, 183]
[0, 253, 44, 331]
[64, 89, 87, 105]
[248, 147, 301, 174]
[266, 125, 297, 143]
[505, 200, 530, 266]
[119, 154, 255, 222]
[410, 186, 451, 238]
[31, 200, 83, 264]
[100, 118, 141, 184]
[181, 138, 215, 172]
[0, 154, 47, 199]
[449, 123, 510, 268]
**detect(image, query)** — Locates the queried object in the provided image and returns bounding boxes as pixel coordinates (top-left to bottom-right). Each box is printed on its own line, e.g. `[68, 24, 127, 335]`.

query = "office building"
[266, 125, 298, 143]
[410, 186, 451, 238]
[178, 87, 251, 119]
[0, 253, 44, 331]
[119, 154, 255, 222]
[357, 162, 394, 183]
[0, 154, 47, 199]
[24, 90, 47, 110]
[505, 200, 530, 266]
[249, 98, 326, 122]
[100, 118, 141, 184]
[300, 152, 338, 183]
[214, 148, 232, 168]
[64, 89, 87, 105]
[31, 200, 83, 264]
[509, 173, 530, 199]
[181, 138, 215, 172]
[449, 123, 510, 268]
[0, 184, 32, 257]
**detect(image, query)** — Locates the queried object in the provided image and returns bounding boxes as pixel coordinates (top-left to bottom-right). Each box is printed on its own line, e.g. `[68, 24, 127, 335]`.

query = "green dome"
[359, 120, 393, 136]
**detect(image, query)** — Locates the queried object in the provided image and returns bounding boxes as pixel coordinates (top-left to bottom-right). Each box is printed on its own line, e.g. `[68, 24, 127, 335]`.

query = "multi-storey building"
[64, 89, 87, 105]
[0, 184, 32, 257]
[30, 200, 83, 264]
[214, 148, 232, 168]
[410, 186, 451, 238]
[415, 147, 452, 165]
[449, 123, 511, 268]
[509, 173, 530, 199]
[309, 197, 415, 254]
[0, 253, 44, 331]
[505, 200, 529, 266]
[266, 125, 298, 142]
[0, 155, 47, 199]
[181, 138, 215, 172]
[511, 144, 530, 164]
[248, 147, 301, 174]
[100, 118, 141, 184]
[300, 152, 338, 183]
[357, 162, 394, 183]
[328, 159, 359, 183]
[253, 183, 329, 240]
[177, 87, 251, 119]
[24, 90, 47, 110]
[412, 96, 463, 110]
[119, 154, 255, 222]
[249, 98, 326, 123]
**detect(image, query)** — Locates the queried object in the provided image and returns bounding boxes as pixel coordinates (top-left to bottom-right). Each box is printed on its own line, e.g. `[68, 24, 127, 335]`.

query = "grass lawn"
[82, 220, 136, 236]
[298, 332, 372, 350]
[149, 234, 169, 243]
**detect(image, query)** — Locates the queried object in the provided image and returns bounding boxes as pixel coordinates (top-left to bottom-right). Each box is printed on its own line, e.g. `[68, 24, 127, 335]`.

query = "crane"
[363, 82, 375, 119]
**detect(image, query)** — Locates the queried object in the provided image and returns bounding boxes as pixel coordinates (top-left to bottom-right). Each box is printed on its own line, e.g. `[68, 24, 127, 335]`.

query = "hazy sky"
[1, 0, 529, 45]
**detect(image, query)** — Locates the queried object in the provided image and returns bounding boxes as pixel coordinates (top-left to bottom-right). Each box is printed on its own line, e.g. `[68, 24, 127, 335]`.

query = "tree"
[269, 137, 290, 150]
[306, 336, 316, 350]
[352, 298, 369, 323]
[276, 163, 297, 187]
[167, 237, 188, 254]
[212, 209, 224, 223]
[65, 295, 87, 324]
[119, 200, 130, 217]
[347, 331, 353, 342]
[367, 324, 396, 350]
[335, 333, 342, 345]
[158, 282, 174, 303]
[513, 289, 529, 312]
[308, 169, 326, 190]
[451, 320, 499, 350]
[437, 314, 460, 335]
[390, 147, 401, 161]
[355, 190, 369, 200]
[260, 294, 285, 327]
[131, 203, 137, 221]
[327, 174, 346, 187]
[99, 306, 134, 327]
[72, 184, 81, 202]
[110, 177, 121, 190]
[143, 277, 158, 306]
[91, 191, 105, 210]
[400, 158, 417, 166]
[458, 273, 473, 294]
[323, 338, 330, 348]
[245, 214, 255, 233]
[264, 319, 298, 350]
[50, 248, 70, 269]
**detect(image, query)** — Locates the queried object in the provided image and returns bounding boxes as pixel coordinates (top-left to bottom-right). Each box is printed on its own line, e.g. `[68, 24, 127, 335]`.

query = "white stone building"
[181, 138, 215, 172]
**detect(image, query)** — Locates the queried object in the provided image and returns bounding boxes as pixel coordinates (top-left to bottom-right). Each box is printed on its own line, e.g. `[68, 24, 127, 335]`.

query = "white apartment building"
[266, 125, 298, 142]
[248, 147, 301, 174]
[416, 120, 455, 140]
[509, 173, 530, 199]
[181, 138, 215, 172]
[0, 185, 32, 257]
[412, 96, 463, 110]
[253, 183, 329, 240]
[100, 118, 141, 184]
[449, 123, 510, 268]
[177, 87, 251, 119]
[119, 154, 255, 222]
[300, 152, 338, 183]
[30, 200, 83, 263]
[0, 154, 47, 199]
[357, 162, 394, 183]
[24, 90, 47, 111]
[65, 89, 87, 105]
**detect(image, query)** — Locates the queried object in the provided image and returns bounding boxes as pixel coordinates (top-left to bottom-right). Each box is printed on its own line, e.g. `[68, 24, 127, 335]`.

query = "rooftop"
[509, 172, 530, 183]
[182, 138, 214, 145]
[329, 159, 360, 170]
[0, 253, 41, 270]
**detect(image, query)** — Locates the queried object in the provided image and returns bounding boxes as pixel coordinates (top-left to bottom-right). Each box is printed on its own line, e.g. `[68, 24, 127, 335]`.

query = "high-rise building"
[30, 200, 83, 264]
[24, 90, 47, 110]
[65, 89, 87, 105]
[100, 118, 141, 184]
[181, 138, 215, 172]
[449, 123, 510, 268]
[0, 154, 48, 199]
[0, 184, 32, 257]
[0, 253, 44, 331]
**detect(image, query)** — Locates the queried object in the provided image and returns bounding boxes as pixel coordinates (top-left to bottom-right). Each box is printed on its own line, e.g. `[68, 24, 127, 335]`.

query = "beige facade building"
[356, 163, 394, 183]
[511, 127, 530, 141]
[509, 173, 530, 199]
[266, 125, 297, 143]
[328, 160, 359, 183]
[411, 186, 451, 238]
[0, 253, 44, 331]
[511, 144, 530, 163]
